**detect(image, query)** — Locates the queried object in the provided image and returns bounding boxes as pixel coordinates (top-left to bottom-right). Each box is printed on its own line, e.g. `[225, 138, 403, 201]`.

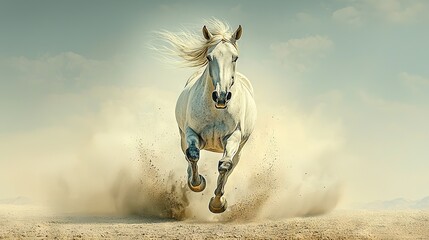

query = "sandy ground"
[0, 205, 428, 239]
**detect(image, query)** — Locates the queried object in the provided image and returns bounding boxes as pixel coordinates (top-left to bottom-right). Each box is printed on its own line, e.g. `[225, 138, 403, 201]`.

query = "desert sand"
[1, 204, 428, 239]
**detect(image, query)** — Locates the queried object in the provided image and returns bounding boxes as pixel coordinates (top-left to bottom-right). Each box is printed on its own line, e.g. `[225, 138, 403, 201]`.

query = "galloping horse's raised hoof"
[188, 174, 206, 192]
[209, 196, 228, 213]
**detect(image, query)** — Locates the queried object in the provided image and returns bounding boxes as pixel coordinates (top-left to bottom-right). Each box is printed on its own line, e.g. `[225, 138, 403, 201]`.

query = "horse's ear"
[203, 25, 213, 40]
[232, 25, 242, 41]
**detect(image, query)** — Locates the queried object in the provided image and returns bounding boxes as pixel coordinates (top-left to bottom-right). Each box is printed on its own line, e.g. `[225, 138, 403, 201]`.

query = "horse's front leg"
[183, 127, 206, 192]
[209, 129, 242, 213]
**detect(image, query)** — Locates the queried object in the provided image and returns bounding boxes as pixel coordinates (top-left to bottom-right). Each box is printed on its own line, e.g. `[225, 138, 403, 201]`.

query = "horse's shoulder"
[237, 72, 254, 96]
[185, 69, 205, 87]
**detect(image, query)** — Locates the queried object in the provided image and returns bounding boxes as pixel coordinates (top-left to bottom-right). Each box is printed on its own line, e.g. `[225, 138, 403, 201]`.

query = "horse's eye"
[207, 55, 212, 62]
[232, 56, 238, 62]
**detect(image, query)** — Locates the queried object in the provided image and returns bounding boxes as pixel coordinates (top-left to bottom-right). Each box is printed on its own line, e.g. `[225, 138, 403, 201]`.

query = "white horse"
[158, 19, 257, 213]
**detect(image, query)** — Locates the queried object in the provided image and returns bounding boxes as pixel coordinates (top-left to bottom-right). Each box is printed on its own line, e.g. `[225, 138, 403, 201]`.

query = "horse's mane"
[154, 18, 236, 68]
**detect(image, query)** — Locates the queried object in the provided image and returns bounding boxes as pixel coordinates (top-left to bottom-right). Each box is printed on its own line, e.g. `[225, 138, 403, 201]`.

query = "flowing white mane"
[155, 19, 236, 68]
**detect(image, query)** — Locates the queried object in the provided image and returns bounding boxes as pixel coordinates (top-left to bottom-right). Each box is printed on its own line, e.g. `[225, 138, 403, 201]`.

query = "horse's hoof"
[188, 175, 206, 192]
[209, 196, 228, 213]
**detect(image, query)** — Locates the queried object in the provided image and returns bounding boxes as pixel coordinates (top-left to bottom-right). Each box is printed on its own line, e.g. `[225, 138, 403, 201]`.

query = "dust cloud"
[1, 85, 343, 221]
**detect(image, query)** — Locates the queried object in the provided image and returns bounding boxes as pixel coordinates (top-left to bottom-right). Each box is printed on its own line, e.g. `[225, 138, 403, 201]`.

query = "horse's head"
[203, 25, 242, 109]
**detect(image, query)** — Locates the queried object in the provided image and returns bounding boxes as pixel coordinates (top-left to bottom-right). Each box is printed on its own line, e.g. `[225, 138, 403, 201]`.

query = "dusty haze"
[0, 83, 343, 220]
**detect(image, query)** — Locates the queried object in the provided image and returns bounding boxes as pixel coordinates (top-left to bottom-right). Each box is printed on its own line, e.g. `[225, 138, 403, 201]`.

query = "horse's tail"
[151, 18, 232, 68]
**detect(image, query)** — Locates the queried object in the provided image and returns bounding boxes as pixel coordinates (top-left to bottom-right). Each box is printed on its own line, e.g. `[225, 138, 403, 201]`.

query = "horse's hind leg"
[181, 127, 206, 192]
[209, 129, 243, 213]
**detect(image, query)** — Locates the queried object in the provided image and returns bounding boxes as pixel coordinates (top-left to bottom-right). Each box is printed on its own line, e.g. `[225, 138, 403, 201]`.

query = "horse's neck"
[197, 67, 215, 99]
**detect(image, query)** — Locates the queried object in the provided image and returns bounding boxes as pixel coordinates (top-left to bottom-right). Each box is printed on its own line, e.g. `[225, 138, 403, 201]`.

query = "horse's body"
[159, 19, 256, 213]
[176, 71, 256, 153]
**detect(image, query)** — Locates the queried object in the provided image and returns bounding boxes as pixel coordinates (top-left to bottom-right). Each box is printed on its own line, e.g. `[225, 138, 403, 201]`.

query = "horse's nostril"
[226, 92, 232, 101]
[212, 91, 219, 102]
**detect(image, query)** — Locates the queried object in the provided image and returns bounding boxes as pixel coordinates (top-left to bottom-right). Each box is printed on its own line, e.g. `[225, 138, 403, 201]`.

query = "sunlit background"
[1, 0, 428, 211]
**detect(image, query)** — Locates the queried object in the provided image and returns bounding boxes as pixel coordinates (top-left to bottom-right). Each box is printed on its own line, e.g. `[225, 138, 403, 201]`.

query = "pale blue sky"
[1, 0, 428, 205]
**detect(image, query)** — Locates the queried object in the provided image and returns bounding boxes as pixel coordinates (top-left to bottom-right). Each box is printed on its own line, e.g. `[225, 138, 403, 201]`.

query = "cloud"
[0, 52, 122, 92]
[332, 6, 363, 26]
[358, 90, 418, 112]
[270, 35, 333, 72]
[2, 52, 88, 84]
[400, 72, 429, 90]
[0, 52, 133, 134]
[371, 0, 427, 23]
[332, 0, 428, 25]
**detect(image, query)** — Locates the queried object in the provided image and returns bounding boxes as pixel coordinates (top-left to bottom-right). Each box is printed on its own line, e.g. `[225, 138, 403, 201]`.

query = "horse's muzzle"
[212, 91, 231, 109]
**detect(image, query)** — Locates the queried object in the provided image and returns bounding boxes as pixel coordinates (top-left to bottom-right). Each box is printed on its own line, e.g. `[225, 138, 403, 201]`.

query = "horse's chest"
[199, 121, 229, 152]
[188, 109, 237, 152]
